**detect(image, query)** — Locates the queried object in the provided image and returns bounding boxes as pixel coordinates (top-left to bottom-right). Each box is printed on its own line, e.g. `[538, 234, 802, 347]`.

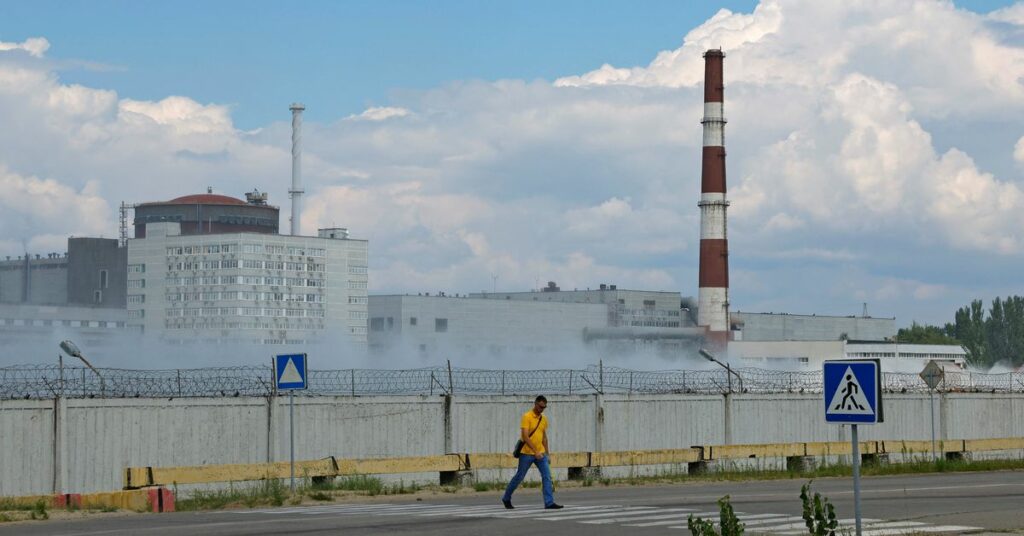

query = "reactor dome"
[134, 190, 280, 237]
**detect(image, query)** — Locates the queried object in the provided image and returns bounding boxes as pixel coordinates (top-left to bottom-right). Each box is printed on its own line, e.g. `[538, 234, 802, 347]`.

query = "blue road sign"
[824, 359, 883, 424]
[276, 354, 308, 390]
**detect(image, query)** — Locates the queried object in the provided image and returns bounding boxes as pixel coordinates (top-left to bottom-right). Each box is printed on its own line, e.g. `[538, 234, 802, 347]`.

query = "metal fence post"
[351, 369, 356, 397]
[568, 370, 573, 395]
[501, 370, 506, 396]
[447, 360, 454, 395]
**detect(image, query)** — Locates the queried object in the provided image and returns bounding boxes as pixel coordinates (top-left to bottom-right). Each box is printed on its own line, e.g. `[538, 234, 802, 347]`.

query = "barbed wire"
[0, 364, 1021, 399]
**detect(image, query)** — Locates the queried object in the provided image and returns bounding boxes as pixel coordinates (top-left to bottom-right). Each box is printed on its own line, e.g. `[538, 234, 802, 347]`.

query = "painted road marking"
[219, 502, 982, 534]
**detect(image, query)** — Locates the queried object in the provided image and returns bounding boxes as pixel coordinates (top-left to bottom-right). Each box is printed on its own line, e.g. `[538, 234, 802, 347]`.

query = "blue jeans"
[502, 454, 554, 506]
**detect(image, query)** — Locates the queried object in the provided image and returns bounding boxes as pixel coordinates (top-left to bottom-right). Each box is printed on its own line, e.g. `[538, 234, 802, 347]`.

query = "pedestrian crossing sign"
[824, 359, 883, 424]
[276, 353, 308, 390]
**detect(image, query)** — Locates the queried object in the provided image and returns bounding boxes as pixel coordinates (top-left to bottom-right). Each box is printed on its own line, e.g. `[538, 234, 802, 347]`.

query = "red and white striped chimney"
[697, 49, 730, 347]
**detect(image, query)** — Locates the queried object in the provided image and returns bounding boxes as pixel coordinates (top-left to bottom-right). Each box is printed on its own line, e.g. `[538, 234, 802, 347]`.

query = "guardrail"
[122, 437, 1024, 489]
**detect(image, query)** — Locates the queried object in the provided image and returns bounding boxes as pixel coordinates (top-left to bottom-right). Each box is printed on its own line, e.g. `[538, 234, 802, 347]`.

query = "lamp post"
[699, 347, 743, 393]
[59, 340, 104, 396]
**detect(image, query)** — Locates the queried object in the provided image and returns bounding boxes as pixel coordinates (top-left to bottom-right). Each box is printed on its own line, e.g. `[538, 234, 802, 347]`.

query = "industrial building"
[471, 283, 688, 328]
[127, 220, 368, 346]
[133, 190, 279, 238]
[0, 238, 126, 308]
[368, 294, 608, 357]
[731, 312, 896, 342]
[730, 340, 966, 368]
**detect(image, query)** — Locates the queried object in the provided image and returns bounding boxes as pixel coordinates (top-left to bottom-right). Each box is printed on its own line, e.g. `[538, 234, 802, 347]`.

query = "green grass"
[177, 479, 289, 511]
[0, 498, 44, 512]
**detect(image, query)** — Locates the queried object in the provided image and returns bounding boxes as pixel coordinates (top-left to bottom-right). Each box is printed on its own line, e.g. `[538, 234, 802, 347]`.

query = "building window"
[94, 290, 103, 304]
[127, 294, 145, 304]
[386, 317, 394, 329]
[128, 264, 145, 273]
[99, 270, 108, 289]
[410, 317, 417, 326]
[435, 318, 448, 333]
[370, 317, 385, 331]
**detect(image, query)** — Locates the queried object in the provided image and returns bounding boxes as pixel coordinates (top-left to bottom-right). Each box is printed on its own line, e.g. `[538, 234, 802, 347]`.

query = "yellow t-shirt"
[519, 410, 548, 456]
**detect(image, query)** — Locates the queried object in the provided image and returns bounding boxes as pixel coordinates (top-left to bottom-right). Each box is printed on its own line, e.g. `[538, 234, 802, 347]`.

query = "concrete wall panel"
[0, 400, 54, 496]
[601, 395, 725, 451]
[63, 398, 268, 493]
[451, 396, 594, 455]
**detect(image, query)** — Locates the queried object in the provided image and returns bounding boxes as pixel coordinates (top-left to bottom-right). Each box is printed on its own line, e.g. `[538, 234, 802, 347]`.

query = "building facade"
[732, 312, 896, 342]
[127, 223, 368, 346]
[470, 284, 686, 329]
[369, 294, 609, 357]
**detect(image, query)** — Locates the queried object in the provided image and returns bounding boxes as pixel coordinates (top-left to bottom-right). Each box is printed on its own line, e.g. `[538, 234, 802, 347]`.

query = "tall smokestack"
[289, 102, 305, 236]
[697, 49, 730, 347]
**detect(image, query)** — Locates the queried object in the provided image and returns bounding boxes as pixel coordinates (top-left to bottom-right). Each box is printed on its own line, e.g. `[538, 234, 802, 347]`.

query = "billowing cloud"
[2, 1, 1023, 327]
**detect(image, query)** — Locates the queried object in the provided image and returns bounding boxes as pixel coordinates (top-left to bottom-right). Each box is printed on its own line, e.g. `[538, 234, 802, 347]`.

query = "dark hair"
[535, 395, 547, 403]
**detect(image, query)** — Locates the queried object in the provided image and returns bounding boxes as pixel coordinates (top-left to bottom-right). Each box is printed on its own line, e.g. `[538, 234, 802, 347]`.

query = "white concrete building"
[730, 340, 967, 369]
[731, 312, 896, 342]
[369, 294, 609, 358]
[127, 223, 368, 346]
[471, 284, 687, 329]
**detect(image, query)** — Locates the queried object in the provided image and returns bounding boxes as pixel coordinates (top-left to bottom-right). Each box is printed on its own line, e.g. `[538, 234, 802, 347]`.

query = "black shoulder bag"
[512, 415, 543, 458]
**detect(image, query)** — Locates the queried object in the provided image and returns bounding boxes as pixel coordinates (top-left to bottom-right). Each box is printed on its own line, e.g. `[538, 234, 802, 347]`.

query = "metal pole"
[289, 389, 295, 492]
[501, 370, 505, 396]
[351, 369, 356, 397]
[447, 360, 454, 395]
[176, 369, 182, 397]
[58, 355, 64, 397]
[929, 389, 936, 461]
[629, 372, 633, 394]
[852, 424, 862, 536]
[568, 370, 573, 395]
[430, 371, 435, 396]
[599, 360, 604, 394]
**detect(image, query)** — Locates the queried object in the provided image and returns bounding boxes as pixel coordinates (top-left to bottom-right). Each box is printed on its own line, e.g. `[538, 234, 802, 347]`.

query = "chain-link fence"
[1, 364, 1022, 399]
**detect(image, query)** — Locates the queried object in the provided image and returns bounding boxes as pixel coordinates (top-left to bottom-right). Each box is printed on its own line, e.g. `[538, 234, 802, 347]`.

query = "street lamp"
[699, 347, 744, 393]
[59, 340, 104, 395]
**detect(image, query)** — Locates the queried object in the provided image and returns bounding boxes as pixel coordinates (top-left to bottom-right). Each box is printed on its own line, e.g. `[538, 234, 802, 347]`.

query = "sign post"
[275, 354, 308, 492]
[919, 361, 945, 461]
[824, 359, 883, 536]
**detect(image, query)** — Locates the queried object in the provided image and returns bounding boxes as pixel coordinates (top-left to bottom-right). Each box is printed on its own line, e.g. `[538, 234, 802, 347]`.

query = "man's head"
[533, 395, 548, 414]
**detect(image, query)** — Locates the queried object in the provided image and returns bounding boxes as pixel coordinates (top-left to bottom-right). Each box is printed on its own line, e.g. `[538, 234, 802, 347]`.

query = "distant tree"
[949, 300, 988, 366]
[896, 322, 961, 346]
[985, 296, 1024, 368]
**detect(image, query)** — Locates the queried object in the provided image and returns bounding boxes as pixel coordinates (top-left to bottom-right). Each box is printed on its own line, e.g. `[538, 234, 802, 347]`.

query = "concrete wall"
[2, 392, 1022, 497]
[733, 312, 895, 342]
[67, 238, 127, 308]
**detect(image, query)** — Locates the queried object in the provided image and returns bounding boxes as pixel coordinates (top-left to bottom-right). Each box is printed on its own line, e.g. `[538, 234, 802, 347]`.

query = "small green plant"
[687, 513, 717, 536]
[800, 481, 838, 536]
[30, 499, 48, 520]
[308, 491, 333, 501]
[718, 495, 744, 535]
[99, 505, 119, 513]
[0, 513, 14, 523]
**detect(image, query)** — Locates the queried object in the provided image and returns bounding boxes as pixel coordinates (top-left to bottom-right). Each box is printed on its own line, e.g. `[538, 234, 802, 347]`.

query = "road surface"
[3, 470, 1022, 535]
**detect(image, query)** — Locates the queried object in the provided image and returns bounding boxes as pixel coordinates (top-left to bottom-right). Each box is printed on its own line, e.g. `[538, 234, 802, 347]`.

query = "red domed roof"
[167, 194, 247, 205]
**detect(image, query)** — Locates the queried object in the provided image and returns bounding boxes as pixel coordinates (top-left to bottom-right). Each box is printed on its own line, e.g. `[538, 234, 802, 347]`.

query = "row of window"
[167, 291, 325, 303]
[128, 294, 145, 304]
[0, 319, 125, 328]
[165, 308, 327, 318]
[166, 244, 327, 257]
[165, 275, 326, 287]
[370, 316, 447, 332]
[348, 296, 368, 304]
[128, 279, 145, 289]
[128, 264, 145, 273]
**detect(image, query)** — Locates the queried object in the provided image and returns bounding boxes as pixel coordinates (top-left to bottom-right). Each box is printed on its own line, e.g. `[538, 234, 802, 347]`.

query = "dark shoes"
[545, 503, 564, 509]
[502, 499, 514, 510]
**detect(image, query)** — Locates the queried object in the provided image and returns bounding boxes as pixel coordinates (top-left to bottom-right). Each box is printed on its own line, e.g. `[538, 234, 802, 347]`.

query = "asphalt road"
[4, 471, 1023, 535]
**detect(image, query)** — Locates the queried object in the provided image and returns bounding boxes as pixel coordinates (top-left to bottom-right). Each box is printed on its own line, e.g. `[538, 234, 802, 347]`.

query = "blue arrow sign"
[276, 354, 308, 390]
[824, 359, 883, 424]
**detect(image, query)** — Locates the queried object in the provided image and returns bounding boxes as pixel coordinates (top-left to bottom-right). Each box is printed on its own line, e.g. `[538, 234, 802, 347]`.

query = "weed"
[307, 491, 333, 502]
[0, 513, 13, 523]
[718, 495, 744, 535]
[30, 500, 48, 520]
[800, 481, 838, 536]
[687, 513, 717, 536]
[99, 505, 119, 513]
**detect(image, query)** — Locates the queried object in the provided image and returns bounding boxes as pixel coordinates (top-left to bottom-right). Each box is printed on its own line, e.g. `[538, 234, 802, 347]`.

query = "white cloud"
[0, 166, 109, 241]
[1, 1, 1023, 327]
[347, 106, 411, 121]
[0, 37, 49, 58]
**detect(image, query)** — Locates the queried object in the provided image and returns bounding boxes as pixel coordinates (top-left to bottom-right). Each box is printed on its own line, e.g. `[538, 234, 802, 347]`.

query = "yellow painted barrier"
[122, 437, 1024, 488]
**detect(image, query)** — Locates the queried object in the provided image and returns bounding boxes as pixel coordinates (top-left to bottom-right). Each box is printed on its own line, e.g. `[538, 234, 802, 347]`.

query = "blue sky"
[3, 1, 765, 128]
[1, 0, 1023, 328]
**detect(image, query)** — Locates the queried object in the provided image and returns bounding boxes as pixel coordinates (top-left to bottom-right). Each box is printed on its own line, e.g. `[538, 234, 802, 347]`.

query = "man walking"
[502, 395, 563, 510]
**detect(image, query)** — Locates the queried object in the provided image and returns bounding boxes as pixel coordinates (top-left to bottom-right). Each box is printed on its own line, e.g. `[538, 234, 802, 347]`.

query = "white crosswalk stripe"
[219, 501, 982, 534]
